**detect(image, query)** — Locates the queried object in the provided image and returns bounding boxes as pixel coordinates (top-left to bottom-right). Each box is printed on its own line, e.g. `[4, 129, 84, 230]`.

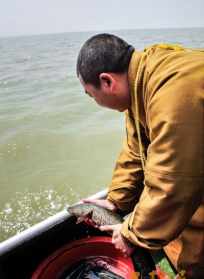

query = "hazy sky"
[1, 0, 204, 37]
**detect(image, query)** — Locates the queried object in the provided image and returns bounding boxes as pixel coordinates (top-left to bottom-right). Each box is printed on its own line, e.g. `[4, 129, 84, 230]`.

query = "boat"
[0, 189, 176, 279]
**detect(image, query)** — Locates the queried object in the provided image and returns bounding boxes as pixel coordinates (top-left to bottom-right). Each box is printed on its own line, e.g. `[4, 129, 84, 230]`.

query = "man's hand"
[82, 198, 134, 256]
[100, 223, 135, 257]
[82, 198, 117, 212]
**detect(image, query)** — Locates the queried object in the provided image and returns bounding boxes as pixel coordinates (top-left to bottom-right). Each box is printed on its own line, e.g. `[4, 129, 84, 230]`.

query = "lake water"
[0, 28, 204, 241]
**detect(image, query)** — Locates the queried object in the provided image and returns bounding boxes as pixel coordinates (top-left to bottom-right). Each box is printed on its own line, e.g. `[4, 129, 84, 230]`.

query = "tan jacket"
[107, 44, 204, 277]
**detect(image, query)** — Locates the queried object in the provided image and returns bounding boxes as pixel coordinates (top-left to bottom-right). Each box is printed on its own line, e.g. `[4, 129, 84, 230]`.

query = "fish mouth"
[75, 210, 94, 225]
[75, 211, 100, 228]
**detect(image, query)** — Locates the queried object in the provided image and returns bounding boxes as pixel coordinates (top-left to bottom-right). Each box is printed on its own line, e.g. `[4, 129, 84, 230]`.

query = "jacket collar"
[127, 50, 143, 116]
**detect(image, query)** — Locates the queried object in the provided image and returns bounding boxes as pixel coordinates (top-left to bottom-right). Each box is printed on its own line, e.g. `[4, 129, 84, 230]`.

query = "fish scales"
[67, 204, 123, 226]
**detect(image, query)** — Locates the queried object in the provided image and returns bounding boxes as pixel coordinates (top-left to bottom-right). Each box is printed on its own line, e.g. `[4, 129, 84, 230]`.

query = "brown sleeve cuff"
[121, 215, 164, 250]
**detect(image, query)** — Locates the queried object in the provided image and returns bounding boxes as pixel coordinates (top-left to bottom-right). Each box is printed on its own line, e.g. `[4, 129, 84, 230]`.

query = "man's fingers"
[81, 199, 105, 207]
[100, 225, 115, 232]
[81, 198, 94, 204]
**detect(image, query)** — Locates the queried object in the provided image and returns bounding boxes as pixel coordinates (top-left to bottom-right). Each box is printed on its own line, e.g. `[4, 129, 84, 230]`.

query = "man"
[76, 33, 204, 278]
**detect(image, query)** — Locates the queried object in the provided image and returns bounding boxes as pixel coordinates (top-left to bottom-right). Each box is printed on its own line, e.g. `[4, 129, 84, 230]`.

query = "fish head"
[68, 204, 92, 217]
[68, 204, 94, 225]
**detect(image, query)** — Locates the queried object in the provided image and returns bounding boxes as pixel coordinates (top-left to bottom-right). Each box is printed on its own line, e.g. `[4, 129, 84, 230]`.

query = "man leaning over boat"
[76, 33, 204, 278]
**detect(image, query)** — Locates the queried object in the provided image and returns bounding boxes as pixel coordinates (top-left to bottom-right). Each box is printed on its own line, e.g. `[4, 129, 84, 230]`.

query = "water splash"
[0, 188, 70, 242]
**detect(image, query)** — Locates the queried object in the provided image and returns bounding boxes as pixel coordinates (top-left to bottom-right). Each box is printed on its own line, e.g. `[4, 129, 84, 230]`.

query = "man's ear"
[99, 73, 114, 90]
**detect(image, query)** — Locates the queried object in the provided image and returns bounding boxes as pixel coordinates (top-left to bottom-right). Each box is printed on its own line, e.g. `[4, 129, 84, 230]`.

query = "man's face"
[79, 73, 130, 112]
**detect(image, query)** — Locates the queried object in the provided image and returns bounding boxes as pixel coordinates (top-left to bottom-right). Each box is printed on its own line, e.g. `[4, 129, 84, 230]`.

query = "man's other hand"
[100, 223, 135, 257]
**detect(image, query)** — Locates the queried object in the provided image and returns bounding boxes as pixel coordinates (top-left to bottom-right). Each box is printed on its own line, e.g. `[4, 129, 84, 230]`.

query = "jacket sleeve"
[121, 79, 204, 249]
[107, 109, 146, 213]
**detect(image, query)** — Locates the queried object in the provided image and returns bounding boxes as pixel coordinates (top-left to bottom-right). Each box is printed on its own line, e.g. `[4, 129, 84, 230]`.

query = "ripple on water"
[0, 188, 71, 242]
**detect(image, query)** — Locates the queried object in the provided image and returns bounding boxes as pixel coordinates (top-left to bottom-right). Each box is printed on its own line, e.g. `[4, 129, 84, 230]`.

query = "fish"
[64, 258, 124, 279]
[67, 203, 123, 227]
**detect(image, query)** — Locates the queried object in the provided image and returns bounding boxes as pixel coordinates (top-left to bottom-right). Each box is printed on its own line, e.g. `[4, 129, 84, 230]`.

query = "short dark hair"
[76, 33, 134, 87]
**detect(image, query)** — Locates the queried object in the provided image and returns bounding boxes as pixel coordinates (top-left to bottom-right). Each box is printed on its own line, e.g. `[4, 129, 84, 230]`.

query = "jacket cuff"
[121, 215, 164, 250]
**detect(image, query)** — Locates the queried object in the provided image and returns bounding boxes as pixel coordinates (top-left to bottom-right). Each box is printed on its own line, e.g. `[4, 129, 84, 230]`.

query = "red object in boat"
[31, 236, 136, 279]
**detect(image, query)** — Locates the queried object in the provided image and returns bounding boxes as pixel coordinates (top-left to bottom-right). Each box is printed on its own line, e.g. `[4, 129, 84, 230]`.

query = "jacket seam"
[145, 167, 204, 179]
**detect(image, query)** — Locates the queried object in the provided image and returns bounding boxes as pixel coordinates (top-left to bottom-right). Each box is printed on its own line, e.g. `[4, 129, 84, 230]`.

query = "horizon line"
[1, 26, 204, 40]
